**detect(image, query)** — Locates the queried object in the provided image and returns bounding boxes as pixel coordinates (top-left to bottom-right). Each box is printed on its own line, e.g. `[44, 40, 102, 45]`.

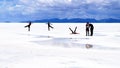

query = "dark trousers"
[90, 28, 94, 36]
[28, 27, 30, 31]
[86, 30, 89, 36]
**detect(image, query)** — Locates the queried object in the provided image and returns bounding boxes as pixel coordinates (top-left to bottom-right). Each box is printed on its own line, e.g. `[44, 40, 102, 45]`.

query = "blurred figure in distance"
[24, 21, 32, 31]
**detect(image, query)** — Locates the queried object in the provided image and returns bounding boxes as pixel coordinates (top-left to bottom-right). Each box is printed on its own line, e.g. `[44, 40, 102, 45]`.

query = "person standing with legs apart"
[24, 21, 32, 31]
[86, 22, 89, 36]
[89, 23, 94, 36]
[47, 22, 54, 31]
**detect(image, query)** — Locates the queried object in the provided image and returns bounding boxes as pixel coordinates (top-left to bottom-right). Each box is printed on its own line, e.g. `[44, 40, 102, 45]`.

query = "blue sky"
[0, 0, 120, 21]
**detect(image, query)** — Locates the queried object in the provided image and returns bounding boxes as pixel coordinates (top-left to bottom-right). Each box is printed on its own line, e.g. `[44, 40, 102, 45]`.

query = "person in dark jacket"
[89, 23, 94, 36]
[47, 22, 54, 31]
[24, 21, 32, 31]
[86, 22, 89, 36]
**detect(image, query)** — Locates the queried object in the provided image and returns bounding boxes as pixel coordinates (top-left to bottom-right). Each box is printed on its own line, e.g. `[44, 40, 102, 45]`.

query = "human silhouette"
[47, 22, 53, 31]
[24, 21, 32, 31]
[86, 22, 89, 36]
[69, 26, 78, 34]
[89, 23, 94, 36]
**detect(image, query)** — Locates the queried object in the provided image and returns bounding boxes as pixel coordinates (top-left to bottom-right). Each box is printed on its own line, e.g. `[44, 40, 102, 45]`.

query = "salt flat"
[0, 23, 120, 68]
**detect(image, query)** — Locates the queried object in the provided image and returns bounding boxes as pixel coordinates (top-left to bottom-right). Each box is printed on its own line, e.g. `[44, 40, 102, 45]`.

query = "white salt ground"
[0, 23, 120, 68]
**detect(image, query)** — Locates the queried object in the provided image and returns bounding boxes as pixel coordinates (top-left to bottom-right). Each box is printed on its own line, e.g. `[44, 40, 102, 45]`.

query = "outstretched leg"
[74, 26, 77, 33]
[24, 25, 28, 28]
[48, 26, 53, 31]
[50, 26, 53, 29]
[69, 27, 74, 34]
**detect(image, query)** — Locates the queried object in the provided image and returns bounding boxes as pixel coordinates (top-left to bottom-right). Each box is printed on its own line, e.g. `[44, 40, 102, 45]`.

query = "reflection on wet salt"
[32, 37, 94, 49]
[32, 37, 120, 50]
[115, 35, 120, 37]
[35, 35, 52, 38]
[18, 33, 53, 38]
[85, 44, 93, 49]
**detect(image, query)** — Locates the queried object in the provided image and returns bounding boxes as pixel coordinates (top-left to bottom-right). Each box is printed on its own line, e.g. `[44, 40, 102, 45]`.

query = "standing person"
[86, 22, 89, 36]
[89, 23, 94, 36]
[24, 21, 32, 31]
[47, 22, 53, 31]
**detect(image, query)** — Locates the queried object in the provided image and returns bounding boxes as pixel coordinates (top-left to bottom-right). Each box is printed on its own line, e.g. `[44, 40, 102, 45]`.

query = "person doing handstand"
[69, 26, 78, 34]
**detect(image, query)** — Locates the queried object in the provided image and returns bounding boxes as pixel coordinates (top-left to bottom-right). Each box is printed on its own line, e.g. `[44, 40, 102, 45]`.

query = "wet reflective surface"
[85, 44, 93, 49]
[32, 37, 120, 50]
[33, 38, 85, 48]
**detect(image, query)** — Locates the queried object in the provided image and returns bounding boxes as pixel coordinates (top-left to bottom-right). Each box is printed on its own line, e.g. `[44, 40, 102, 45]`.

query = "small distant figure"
[89, 23, 94, 36]
[24, 21, 32, 31]
[85, 22, 94, 36]
[86, 22, 89, 36]
[47, 22, 54, 31]
[69, 26, 78, 34]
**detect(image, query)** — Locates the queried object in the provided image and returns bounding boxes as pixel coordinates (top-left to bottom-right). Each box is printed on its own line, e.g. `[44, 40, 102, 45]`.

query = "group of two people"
[69, 22, 94, 36]
[86, 22, 94, 36]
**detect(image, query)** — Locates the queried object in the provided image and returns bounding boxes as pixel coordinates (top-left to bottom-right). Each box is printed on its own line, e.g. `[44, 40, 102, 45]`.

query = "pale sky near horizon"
[0, 0, 120, 21]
